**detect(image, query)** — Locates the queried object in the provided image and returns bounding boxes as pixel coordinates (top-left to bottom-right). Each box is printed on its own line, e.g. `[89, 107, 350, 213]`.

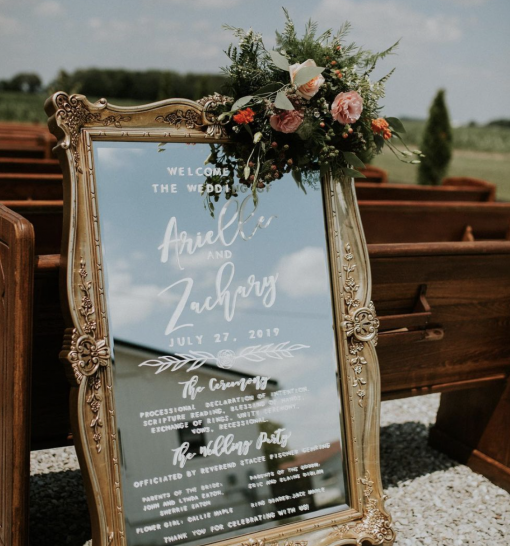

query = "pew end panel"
[0, 204, 34, 546]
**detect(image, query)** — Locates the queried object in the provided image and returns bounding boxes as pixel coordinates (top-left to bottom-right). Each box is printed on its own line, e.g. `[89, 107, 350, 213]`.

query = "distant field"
[398, 119, 510, 154]
[1, 91, 509, 200]
[373, 148, 510, 201]
[0, 92, 146, 124]
[364, 118, 510, 201]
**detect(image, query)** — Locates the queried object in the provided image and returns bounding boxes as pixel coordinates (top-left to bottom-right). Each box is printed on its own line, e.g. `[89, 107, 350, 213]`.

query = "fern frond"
[378, 67, 396, 85]
[365, 40, 400, 66]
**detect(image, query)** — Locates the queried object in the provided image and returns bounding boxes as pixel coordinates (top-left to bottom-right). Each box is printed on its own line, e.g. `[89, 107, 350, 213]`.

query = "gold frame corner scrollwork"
[46, 92, 394, 546]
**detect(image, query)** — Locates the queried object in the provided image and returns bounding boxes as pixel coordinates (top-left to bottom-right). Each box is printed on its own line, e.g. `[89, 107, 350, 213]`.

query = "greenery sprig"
[202, 9, 422, 214]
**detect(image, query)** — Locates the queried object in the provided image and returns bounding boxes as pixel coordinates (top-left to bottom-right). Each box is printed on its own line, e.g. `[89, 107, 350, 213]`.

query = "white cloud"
[106, 267, 179, 329]
[276, 246, 328, 298]
[287, 382, 343, 447]
[34, 1, 63, 16]
[443, 0, 488, 5]
[146, 0, 240, 7]
[171, 249, 218, 272]
[314, 0, 463, 45]
[0, 13, 22, 35]
[97, 147, 144, 170]
[87, 18, 136, 43]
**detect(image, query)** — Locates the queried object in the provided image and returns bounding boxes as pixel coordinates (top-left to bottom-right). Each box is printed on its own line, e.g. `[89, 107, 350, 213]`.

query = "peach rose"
[270, 110, 304, 133]
[331, 91, 363, 124]
[289, 59, 325, 100]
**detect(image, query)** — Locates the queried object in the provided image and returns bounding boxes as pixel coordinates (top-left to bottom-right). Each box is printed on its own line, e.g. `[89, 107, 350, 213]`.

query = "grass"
[372, 119, 510, 201]
[373, 148, 510, 201]
[0, 91, 147, 124]
[397, 119, 510, 154]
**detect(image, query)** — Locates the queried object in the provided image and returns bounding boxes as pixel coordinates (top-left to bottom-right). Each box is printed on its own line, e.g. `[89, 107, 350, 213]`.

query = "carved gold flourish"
[341, 244, 379, 407]
[155, 109, 203, 130]
[198, 93, 232, 138]
[241, 539, 308, 546]
[66, 258, 111, 453]
[329, 472, 394, 545]
[54, 93, 130, 172]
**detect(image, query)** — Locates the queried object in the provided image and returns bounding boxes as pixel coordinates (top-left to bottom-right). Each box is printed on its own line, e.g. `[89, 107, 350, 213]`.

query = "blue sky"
[1, 0, 509, 123]
[93, 140, 346, 453]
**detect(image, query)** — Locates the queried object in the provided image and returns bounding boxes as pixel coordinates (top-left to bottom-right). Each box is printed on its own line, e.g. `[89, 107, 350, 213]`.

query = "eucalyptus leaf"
[342, 167, 365, 179]
[342, 151, 365, 169]
[231, 95, 253, 111]
[244, 124, 253, 138]
[292, 168, 307, 194]
[274, 91, 294, 110]
[269, 50, 290, 71]
[374, 134, 385, 153]
[293, 66, 325, 86]
[319, 163, 330, 178]
[386, 116, 406, 134]
[291, 167, 302, 183]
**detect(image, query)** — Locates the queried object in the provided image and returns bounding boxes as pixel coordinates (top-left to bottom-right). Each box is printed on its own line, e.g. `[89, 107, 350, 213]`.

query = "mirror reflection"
[93, 141, 349, 546]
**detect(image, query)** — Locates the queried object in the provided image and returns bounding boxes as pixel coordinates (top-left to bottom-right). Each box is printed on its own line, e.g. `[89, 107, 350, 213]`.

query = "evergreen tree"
[417, 89, 453, 185]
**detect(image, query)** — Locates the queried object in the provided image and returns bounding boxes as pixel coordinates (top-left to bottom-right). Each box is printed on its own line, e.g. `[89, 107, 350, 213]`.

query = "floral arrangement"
[201, 10, 422, 213]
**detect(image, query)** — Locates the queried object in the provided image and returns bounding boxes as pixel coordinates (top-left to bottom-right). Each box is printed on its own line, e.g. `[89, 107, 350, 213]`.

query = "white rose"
[289, 59, 325, 100]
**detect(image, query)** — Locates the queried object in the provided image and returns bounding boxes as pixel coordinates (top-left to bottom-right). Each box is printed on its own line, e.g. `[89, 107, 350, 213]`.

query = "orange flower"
[372, 118, 392, 140]
[233, 108, 255, 124]
[371, 117, 389, 133]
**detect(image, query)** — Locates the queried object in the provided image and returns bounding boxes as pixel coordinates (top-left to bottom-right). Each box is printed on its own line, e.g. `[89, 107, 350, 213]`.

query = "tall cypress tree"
[417, 89, 453, 185]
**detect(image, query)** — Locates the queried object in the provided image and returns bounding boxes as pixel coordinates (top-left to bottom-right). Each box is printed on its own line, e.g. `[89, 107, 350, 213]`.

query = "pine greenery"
[418, 89, 453, 185]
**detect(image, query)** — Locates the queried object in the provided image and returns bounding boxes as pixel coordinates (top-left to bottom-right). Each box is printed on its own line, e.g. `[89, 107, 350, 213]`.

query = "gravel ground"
[29, 394, 510, 545]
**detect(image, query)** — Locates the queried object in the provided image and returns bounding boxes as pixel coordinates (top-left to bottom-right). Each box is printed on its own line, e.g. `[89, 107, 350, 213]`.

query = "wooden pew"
[355, 182, 495, 202]
[0, 174, 63, 200]
[4, 198, 510, 257]
[2, 187, 510, 546]
[0, 158, 61, 174]
[359, 201, 510, 243]
[30, 254, 70, 450]
[372, 240, 510, 491]
[0, 143, 48, 160]
[356, 165, 388, 184]
[0, 204, 33, 546]
[19, 237, 510, 491]
[1, 201, 63, 254]
[443, 176, 497, 201]
[0, 123, 56, 159]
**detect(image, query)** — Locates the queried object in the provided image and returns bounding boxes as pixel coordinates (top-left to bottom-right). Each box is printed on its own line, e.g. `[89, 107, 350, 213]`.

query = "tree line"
[0, 69, 227, 101]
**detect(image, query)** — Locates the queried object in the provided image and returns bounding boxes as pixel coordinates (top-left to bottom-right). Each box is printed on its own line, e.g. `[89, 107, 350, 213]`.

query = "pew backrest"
[356, 182, 495, 202]
[359, 201, 510, 244]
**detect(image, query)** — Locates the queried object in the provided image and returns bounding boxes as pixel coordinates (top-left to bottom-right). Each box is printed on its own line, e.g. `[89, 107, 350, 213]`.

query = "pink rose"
[289, 59, 325, 100]
[331, 91, 363, 124]
[270, 110, 304, 133]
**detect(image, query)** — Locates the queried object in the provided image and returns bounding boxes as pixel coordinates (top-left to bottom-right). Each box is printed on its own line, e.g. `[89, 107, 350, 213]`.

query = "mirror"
[46, 93, 393, 546]
[93, 141, 349, 545]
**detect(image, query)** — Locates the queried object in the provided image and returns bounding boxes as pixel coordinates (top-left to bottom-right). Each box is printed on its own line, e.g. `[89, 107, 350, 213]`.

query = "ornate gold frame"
[45, 92, 394, 546]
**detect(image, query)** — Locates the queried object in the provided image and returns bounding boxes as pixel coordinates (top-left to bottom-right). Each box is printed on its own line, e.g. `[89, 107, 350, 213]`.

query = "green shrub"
[417, 89, 453, 185]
